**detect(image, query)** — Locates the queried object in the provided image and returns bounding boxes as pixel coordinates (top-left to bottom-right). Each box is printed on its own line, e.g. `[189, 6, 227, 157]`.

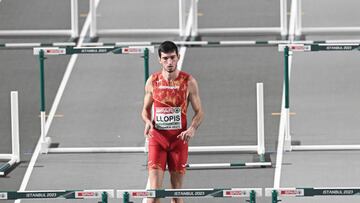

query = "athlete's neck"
[162, 69, 179, 81]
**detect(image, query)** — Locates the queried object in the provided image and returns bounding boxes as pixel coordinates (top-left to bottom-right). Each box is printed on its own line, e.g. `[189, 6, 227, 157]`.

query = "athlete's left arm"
[177, 76, 204, 143]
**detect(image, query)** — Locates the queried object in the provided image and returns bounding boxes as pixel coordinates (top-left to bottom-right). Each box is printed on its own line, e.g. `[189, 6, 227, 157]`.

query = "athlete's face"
[159, 51, 179, 73]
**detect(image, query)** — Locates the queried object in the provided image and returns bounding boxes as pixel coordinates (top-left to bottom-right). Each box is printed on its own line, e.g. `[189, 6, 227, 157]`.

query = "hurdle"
[89, 0, 188, 38]
[0, 0, 78, 38]
[29, 43, 270, 156]
[265, 187, 360, 202]
[32, 45, 154, 154]
[190, 0, 288, 37]
[278, 43, 360, 152]
[184, 82, 271, 169]
[89, 0, 287, 38]
[291, 0, 360, 37]
[0, 91, 20, 176]
[118, 188, 262, 203]
[0, 189, 114, 202]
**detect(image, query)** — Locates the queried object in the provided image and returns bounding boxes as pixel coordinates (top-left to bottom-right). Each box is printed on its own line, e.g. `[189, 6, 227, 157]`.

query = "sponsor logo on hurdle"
[132, 191, 156, 198]
[33, 47, 66, 55]
[278, 44, 311, 52]
[223, 190, 248, 197]
[121, 46, 155, 54]
[279, 189, 304, 196]
[0, 192, 7, 200]
[75, 191, 100, 198]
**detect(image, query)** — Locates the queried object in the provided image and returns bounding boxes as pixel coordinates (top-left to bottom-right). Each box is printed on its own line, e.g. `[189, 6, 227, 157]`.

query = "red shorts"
[148, 131, 188, 174]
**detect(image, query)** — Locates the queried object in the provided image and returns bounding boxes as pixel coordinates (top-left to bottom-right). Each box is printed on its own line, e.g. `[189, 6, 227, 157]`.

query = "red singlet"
[148, 71, 190, 174]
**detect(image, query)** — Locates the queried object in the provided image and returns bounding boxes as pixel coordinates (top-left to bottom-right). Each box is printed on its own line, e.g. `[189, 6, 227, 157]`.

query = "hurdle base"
[0, 158, 20, 176]
[284, 139, 301, 152]
[40, 137, 52, 154]
[186, 162, 272, 170]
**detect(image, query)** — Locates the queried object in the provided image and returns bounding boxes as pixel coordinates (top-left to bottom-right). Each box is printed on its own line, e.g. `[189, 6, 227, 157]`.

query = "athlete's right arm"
[141, 76, 154, 138]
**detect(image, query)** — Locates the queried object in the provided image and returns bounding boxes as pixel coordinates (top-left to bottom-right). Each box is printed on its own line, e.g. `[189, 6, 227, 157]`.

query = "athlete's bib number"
[155, 107, 182, 130]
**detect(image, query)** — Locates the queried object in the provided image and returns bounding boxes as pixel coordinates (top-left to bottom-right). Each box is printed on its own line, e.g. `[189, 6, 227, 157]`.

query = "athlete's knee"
[148, 198, 161, 203]
[149, 169, 165, 189]
[171, 198, 184, 203]
[170, 172, 184, 189]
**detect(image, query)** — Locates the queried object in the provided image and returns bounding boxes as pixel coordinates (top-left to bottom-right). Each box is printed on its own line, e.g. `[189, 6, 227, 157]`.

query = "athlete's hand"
[177, 127, 196, 143]
[144, 121, 154, 139]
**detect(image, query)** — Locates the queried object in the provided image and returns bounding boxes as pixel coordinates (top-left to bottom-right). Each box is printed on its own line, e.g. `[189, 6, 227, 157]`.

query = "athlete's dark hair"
[158, 41, 179, 57]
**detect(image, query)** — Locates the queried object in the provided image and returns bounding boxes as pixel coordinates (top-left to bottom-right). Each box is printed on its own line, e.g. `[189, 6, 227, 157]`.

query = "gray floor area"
[2, 0, 360, 203]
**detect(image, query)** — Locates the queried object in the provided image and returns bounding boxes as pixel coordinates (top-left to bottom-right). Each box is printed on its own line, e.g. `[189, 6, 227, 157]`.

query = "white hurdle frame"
[295, 0, 360, 37]
[48, 83, 266, 155]
[90, 0, 184, 38]
[0, 91, 21, 176]
[90, 0, 288, 38]
[0, 0, 78, 38]
[192, 0, 288, 37]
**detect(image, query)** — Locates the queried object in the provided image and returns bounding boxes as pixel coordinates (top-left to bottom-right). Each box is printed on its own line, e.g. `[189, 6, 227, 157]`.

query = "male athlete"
[142, 41, 204, 203]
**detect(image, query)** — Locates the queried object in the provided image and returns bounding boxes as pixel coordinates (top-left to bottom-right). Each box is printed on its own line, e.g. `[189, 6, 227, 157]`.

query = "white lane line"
[273, 52, 293, 188]
[15, 0, 101, 202]
[142, 2, 194, 203]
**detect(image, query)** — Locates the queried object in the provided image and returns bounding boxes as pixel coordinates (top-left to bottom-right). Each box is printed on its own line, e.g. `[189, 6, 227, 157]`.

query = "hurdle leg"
[256, 83, 266, 161]
[248, 190, 256, 203]
[283, 47, 293, 152]
[123, 192, 130, 203]
[38, 50, 51, 153]
[0, 91, 21, 176]
[89, 0, 97, 39]
[272, 190, 279, 203]
[190, 0, 198, 37]
[70, 0, 79, 39]
[11, 91, 20, 162]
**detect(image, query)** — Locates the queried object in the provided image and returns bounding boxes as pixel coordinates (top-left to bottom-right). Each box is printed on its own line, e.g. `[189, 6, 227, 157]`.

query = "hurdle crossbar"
[118, 188, 261, 199]
[279, 43, 360, 52]
[265, 187, 360, 200]
[2, 40, 287, 49]
[4, 40, 360, 49]
[0, 189, 114, 200]
[0, 91, 20, 176]
[33, 46, 155, 56]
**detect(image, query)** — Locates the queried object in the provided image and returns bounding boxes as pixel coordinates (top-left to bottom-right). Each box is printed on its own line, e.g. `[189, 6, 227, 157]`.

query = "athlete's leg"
[168, 140, 188, 203]
[147, 137, 167, 203]
[148, 169, 165, 203]
[170, 171, 185, 203]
